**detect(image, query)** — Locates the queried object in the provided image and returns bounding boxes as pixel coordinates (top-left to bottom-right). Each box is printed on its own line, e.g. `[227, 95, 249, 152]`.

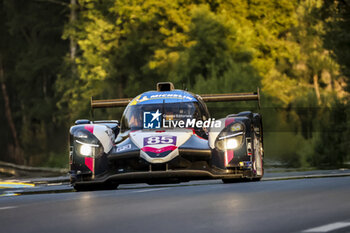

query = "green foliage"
[322, 0, 350, 88]
[312, 101, 350, 167]
[0, 0, 69, 165]
[169, 5, 259, 89]
[42, 152, 69, 169]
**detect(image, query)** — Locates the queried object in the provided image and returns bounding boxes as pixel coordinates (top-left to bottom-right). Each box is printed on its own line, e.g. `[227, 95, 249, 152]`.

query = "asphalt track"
[1, 175, 350, 233]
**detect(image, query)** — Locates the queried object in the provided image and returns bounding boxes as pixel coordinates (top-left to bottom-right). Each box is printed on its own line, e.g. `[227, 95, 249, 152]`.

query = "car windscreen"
[120, 101, 201, 133]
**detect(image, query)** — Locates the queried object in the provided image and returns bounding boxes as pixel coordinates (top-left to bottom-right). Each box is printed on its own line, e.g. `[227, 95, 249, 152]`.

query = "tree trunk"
[70, 0, 77, 61]
[0, 56, 23, 164]
[313, 74, 321, 105]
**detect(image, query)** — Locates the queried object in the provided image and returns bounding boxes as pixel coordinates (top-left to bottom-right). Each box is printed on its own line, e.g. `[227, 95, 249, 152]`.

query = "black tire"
[222, 176, 263, 183]
[73, 182, 119, 192]
[222, 178, 249, 183]
[251, 177, 262, 182]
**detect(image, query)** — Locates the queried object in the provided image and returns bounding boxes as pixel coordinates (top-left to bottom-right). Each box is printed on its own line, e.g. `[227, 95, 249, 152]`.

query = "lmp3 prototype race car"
[69, 82, 264, 191]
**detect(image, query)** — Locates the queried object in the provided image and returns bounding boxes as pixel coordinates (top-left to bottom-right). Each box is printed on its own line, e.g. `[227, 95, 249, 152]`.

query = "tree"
[322, 0, 350, 91]
[0, 0, 69, 165]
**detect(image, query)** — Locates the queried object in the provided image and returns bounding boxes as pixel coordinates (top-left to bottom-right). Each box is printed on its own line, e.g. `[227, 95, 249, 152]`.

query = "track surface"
[0, 177, 350, 233]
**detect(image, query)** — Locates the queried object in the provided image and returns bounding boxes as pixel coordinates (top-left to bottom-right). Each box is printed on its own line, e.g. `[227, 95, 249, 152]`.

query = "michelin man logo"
[143, 109, 162, 129]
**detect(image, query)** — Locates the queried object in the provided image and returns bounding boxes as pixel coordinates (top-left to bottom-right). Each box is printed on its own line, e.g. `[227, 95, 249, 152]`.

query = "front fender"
[69, 124, 114, 180]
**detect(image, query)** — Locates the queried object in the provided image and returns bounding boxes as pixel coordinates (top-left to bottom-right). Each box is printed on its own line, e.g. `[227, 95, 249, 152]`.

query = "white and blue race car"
[69, 82, 263, 191]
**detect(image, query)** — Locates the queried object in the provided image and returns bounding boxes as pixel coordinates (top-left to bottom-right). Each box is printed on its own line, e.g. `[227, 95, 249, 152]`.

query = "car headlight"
[75, 140, 101, 156]
[80, 144, 93, 156]
[215, 123, 245, 151]
[226, 138, 239, 150]
[75, 131, 89, 139]
[231, 123, 243, 132]
[216, 133, 244, 151]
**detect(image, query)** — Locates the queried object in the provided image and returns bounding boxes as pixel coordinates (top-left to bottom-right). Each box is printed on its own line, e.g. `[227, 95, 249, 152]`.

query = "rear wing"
[91, 97, 132, 108]
[199, 88, 260, 108]
[91, 88, 260, 109]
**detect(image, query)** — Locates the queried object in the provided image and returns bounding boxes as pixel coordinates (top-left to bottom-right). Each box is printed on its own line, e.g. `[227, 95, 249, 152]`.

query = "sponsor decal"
[144, 136, 176, 146]
[130, 95, 151, 106]
[239, 161, 251, 167]
[142, 136, 177, 158]
[149, 93, 194, 101]
[129, 95, 141, 106]
[116, 144, 132, 152]
[129, 91, 197, 106]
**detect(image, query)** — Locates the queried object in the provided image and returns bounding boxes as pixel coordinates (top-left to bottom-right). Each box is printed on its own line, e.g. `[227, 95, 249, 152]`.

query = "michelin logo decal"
[149, 94, 194, 101]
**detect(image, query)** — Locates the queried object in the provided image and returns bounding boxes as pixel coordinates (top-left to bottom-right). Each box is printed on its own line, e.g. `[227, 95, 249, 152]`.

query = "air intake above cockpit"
[156, 82, 175, 91]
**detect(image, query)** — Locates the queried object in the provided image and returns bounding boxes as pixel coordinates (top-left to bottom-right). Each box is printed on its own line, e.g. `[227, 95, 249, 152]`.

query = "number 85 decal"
[144, 136, 177, 146]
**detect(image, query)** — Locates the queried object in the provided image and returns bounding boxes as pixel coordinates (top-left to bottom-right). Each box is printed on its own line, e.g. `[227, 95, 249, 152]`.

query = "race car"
[69, 82, 263, 191]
